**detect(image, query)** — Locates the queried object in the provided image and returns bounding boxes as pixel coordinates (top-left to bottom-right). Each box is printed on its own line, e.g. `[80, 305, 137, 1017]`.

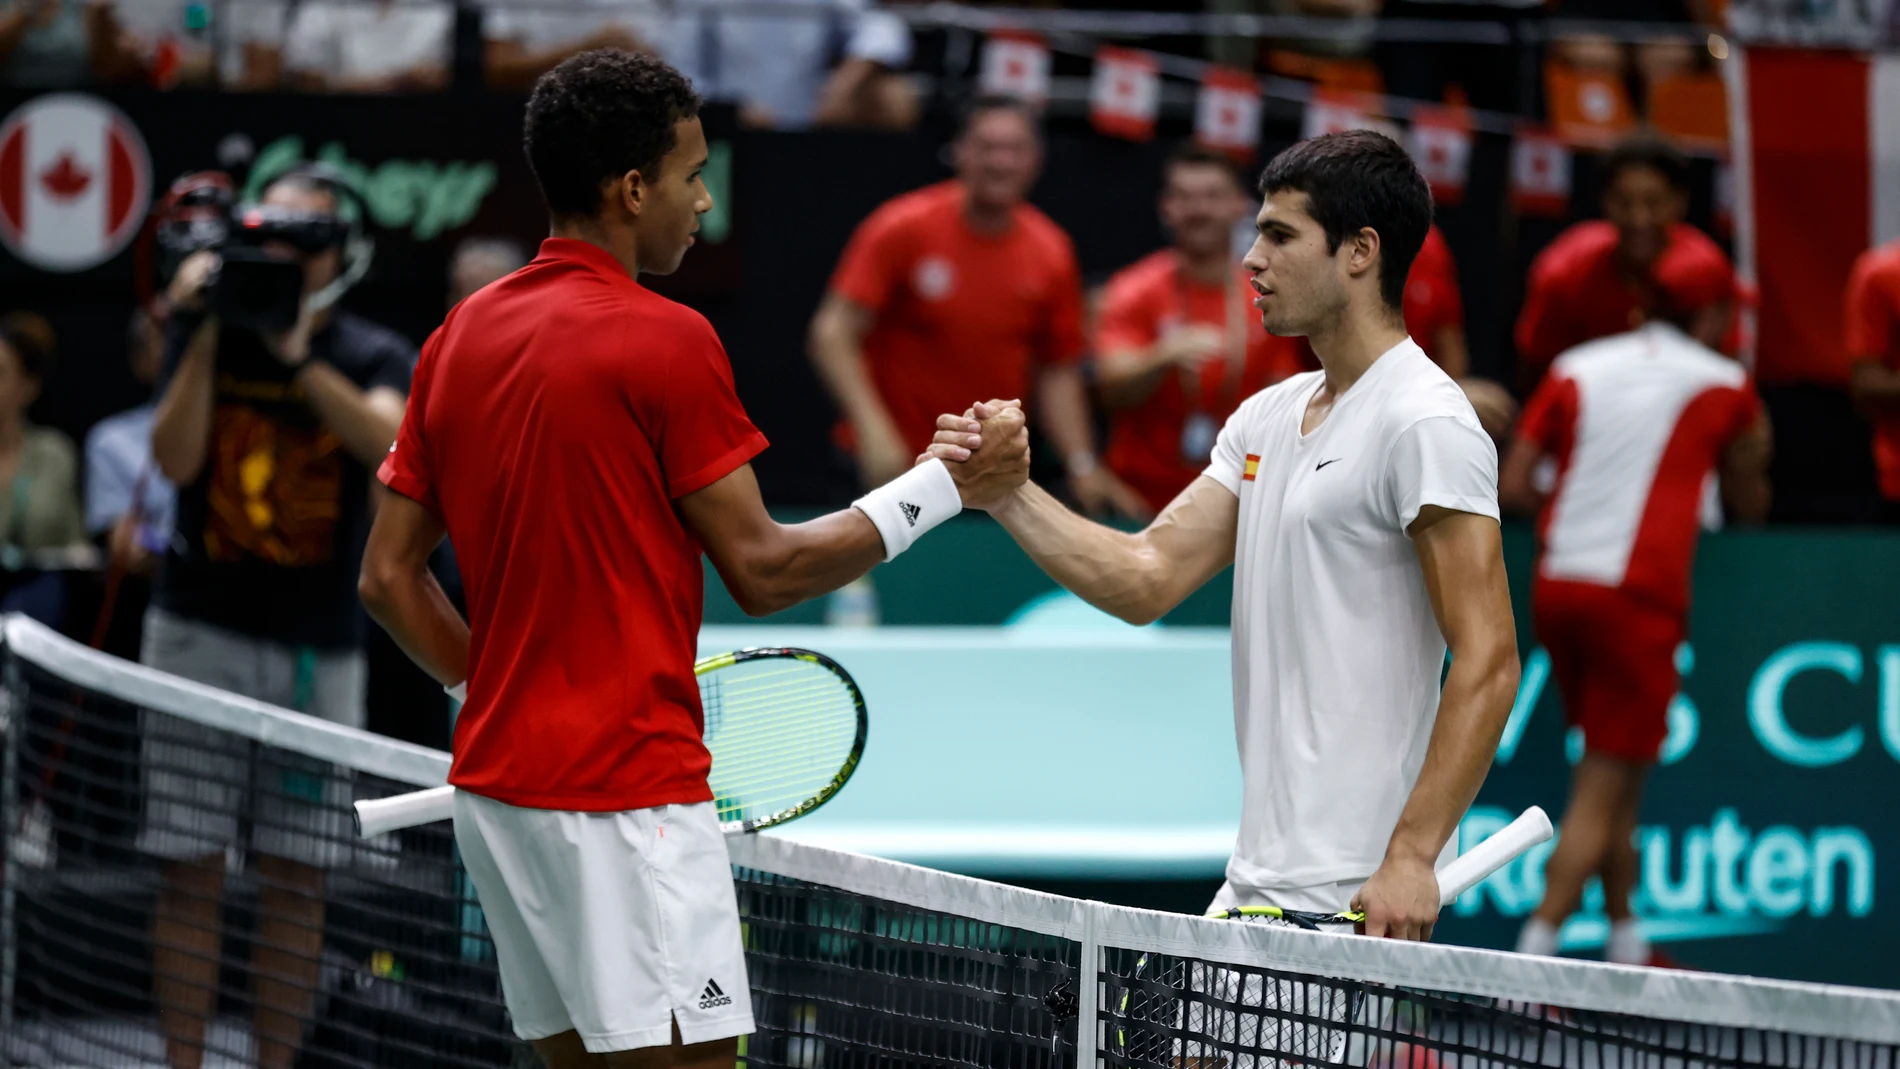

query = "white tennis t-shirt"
[1203, 338, 1499, 902]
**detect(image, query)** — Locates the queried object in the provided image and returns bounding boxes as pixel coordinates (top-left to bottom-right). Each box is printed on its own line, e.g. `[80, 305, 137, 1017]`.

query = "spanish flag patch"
[1242, 454, 1260, 482]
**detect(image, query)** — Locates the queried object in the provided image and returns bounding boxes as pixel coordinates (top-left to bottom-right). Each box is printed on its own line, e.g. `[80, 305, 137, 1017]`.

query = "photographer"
[143, 167, 412, 1069]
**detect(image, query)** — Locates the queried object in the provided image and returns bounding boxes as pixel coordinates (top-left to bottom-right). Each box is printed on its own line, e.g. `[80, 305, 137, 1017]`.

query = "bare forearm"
[1388, 644, 1518, 864]
[361, 569, 469, 687]
[989, 482, 1174, 624]
[298, 362, 403, 467]
[151, 321, 218, 485]
[1037, 364, 1095, 465]
[1096, 350, 1173, 410]
[809, 320, 897, 436]
[716, 509, 885, 617]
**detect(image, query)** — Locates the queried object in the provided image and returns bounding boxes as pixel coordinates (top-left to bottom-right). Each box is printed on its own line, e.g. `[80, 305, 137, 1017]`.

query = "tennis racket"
[1111, 807, 1554, 1067]
[352, 647, 867, 838]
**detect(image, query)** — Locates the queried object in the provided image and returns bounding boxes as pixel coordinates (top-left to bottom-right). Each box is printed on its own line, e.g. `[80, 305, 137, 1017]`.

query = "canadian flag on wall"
[1407, 106, 1473, 206]
[1090, 47, 1159, 142]
[1509, 127, 1571, 217]
[978, 32, 1050, 105]
[1195, 67, 1261, 162]
[1735, 46, 1900, 385]
[0, 93, 150, 273]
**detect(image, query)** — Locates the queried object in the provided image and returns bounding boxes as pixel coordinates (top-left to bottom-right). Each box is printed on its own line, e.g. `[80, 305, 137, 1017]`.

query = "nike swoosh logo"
[1316, 458, 1343, 470]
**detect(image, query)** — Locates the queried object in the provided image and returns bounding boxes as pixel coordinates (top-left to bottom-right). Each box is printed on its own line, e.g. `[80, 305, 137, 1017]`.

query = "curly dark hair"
[1257, 130, 1432, 313]
[0, 311, 55, 382]
[1601, 134, 1690, 195]
[523, 49, 703, 219]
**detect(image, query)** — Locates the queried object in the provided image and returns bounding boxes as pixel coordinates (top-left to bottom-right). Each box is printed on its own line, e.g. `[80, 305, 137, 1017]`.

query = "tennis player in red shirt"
[1845, 238, 1900, 524]
[359, 51, 1027, 1069]
[1094, 143, 1304, 517]
[808, 96, 1145, 517]
[1515, 137, 1737, 385]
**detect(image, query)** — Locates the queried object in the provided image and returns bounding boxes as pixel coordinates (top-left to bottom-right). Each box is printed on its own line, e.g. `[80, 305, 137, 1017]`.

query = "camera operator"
[143, 167, 412, 1069]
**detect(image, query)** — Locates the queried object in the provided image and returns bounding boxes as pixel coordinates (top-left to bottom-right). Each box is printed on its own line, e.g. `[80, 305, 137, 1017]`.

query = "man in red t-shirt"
[1500, 303, 1770, 968]
[809, 96, 1143, 517]
[359, 51, 1027, 1069]
[1093, 143, 1304, 517]
[1515, 136, 1737, 388]
[1845, 239, 1900, 523]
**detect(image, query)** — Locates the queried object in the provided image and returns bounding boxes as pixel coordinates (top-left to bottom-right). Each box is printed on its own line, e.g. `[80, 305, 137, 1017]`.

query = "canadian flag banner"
[1737, 46, 1900, 385]
[1089, 47, 1159, 142]
[1300, 89, 1397, 142]
[1407, 106, 1473, 207]
[1195, 67, 1262, 162]
[1509, 127, 1572, 217]
[978, 32, 1051, 105]
[0, 93, 150, 273]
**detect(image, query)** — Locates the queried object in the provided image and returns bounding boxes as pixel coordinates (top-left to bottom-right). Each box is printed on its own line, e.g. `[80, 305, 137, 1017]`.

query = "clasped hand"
[917, 399, 1031, 510]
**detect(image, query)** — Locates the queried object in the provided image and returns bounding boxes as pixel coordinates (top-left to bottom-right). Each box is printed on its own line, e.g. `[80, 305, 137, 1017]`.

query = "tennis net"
[3, 612, 1898, 1069]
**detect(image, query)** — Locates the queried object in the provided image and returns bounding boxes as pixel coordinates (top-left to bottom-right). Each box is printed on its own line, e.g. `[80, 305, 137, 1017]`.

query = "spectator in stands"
[1515, 136, 1736, 387]
[808, 96, 1140, 516]
[1376, 0, 1540, 114]
[0, 0, 138, 86]
[479, 1, 660, 90]
[1406, 225, 1517, 436]
[0, 312, 88, 626]
[1500, 300, 1769, 968]
[1845, 238, 1900, 525]
[86, 308, 176, 575]
[673, 0, 917, 129]
[282, 0, 453, 93]
[447, 236, 530, 309]
[1548, 0, 1714, 111]
[144, 168, 413, 1069]
[1093, 144, 1304, 519]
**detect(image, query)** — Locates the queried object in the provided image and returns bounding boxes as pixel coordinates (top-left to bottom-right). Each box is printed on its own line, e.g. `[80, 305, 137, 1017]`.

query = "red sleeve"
[1515, 251, 1572, 369]
[1844, 252, 1895, 362]
[1515, 371, 1578, 456]
[378, 326, 442, 513]
[1094, 268, 1159, 355]
[828, 204, 907, 313]
[660, 315, 770, 499]
[1040, 239, 1087, 365]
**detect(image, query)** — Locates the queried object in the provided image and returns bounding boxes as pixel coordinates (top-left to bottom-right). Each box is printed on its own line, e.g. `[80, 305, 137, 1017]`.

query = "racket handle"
[1435, 806, 1553, 906]
[354, 785, 457, 838]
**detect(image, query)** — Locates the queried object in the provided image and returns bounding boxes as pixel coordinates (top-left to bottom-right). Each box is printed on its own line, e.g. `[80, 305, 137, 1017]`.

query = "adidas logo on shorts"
[699, 978, 733, 1010]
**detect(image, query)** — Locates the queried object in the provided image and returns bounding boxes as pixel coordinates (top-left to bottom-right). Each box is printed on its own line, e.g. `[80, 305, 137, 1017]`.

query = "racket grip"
[354, 785, 457, 838]
[1435, 806, 1553, 906]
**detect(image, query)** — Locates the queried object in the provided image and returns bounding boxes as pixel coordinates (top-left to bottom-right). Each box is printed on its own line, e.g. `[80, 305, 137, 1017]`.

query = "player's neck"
[549, 218, 642, 277]
[1306, 308, 1409, 395]
[961, 198, 1015, 236]
[1175, 246, 1231, 286]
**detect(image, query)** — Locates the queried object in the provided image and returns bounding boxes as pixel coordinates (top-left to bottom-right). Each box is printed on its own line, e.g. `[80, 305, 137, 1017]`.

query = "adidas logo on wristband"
[900, 502, 921, 527]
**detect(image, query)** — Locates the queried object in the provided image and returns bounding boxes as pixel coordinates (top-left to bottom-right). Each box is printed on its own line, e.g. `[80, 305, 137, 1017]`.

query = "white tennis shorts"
[452, 791, 756, 1053]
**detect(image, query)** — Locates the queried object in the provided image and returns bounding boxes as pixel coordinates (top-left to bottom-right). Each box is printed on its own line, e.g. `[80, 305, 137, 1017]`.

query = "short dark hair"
[1165, 142, 1244, 189]
[958, 94, 1040, 140]
[1257, 130, 1431, 312]
[524, 49, 702, 219]
[1601, 134, 1690, 194]
[263, 165, 345, 212]
[0, 311, 55, 381]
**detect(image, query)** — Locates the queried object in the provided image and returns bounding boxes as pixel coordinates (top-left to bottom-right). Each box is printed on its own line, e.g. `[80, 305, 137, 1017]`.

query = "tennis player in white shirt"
[929, 131, 1520, 939]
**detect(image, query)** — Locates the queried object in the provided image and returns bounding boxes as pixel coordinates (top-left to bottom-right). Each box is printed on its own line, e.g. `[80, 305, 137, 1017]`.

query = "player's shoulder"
[860, 182, 959, 236]
[1851, 239, 1900, 286]
[1230, 369, 1322, 426]
[1533, 220, 1619, 279]
[627, 285, 720, 342]
[1011, 201, 1078, 262]
[1102, 250, 1176, 301]
[1365, 342, 1486, 443]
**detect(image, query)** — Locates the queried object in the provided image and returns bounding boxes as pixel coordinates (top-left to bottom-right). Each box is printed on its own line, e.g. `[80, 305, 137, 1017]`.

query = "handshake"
[918, 399, 1033, 511]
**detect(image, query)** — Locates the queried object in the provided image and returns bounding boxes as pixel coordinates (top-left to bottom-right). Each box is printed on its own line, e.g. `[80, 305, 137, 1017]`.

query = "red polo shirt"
[1845, 239, 1900, 501]
[1405, 226, 1464, 363]
[828, 181, 1086, 454]
[379, 237, 767, 811]
[1515, 221, 1737, 370]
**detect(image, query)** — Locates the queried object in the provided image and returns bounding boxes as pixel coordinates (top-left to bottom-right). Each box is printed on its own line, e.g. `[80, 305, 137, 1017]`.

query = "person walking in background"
[144, 167, 413, 1069]
[1500, 299, 1770, 967]
[1093, 143, 1304, 519]
[1515, 136, 1737, 387]
[809, 95, 1145, 518]
[1845, 236, 1900, 524]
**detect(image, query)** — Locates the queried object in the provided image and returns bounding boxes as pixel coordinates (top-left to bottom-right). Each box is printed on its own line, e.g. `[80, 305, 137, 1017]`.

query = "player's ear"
[1344, 226, 1381, 281]
[610, 169, 644, 219]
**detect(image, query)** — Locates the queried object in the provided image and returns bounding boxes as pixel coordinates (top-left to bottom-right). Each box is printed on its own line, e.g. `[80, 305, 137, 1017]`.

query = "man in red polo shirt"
[359, 50, 1026, 1069]
[1515, 136, 1737, 386]
[808, 95, 1143, 517]
[1845, 238, 1900, 524]
[1093, 143, 1304, 517]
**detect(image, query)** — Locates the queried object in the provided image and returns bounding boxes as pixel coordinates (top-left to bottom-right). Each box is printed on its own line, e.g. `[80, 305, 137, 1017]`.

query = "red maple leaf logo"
[39, 152, 91, 200]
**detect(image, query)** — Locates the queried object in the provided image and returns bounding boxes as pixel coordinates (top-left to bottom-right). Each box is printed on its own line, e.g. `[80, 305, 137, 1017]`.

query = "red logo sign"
[0, 93, 151, 272]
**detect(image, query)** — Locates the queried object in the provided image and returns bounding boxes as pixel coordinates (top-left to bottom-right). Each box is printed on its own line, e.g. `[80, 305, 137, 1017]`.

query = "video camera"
[152, 168, 373, 333]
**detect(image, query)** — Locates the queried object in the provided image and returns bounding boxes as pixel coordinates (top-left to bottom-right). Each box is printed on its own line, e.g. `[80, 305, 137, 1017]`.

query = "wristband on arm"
[852, 458, 962, 561]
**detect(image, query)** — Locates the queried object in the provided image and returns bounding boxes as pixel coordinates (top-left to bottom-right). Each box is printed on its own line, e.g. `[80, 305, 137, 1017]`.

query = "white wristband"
[852, 458, 962, 561]
[445, 681, 467, 704]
